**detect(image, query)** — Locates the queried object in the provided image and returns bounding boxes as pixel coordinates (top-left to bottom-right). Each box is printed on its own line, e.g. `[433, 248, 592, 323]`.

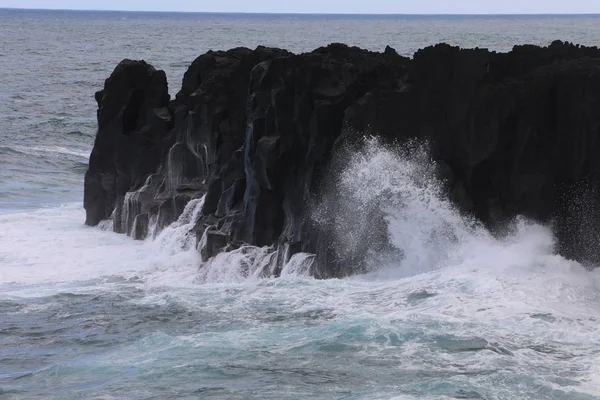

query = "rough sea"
[2, 9, 600, 399]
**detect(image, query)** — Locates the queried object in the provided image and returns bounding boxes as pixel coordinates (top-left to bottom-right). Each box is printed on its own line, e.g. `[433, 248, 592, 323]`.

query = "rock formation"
[85, 41, 600, 276]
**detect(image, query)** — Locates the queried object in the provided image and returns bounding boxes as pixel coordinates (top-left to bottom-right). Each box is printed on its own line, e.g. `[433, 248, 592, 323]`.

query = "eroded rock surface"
[85, 41, 600, 276]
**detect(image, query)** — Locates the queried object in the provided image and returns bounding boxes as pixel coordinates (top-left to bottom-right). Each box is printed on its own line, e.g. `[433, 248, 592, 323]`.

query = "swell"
[0, 143, 90, 209]
[0, 144, 90, 159]
[4, 158, 600, 398]
[2, 229, 599, 399]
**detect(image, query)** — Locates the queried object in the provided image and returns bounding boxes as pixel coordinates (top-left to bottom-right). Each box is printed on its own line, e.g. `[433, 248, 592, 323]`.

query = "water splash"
[197, 245, 277, 284]
[151, 196, 205, 253]
[120, 174, 159, 237]
[280, 253, 316, 278]
[314, 138, 484, 277]
[3, 145, 600, 400]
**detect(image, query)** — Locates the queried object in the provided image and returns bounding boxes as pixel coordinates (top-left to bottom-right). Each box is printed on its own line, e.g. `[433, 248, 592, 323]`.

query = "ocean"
[1, 8, 600, 399]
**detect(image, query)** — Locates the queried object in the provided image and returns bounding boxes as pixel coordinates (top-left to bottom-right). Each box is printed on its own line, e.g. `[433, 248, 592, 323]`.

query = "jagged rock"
[85, 41, 600, 275]
[84, 59, 173, 228]
[200, 229, 230, 262]
[343, 40, 600, 265]
[155, 193, 194, 232]
[240, 44, 408, 267]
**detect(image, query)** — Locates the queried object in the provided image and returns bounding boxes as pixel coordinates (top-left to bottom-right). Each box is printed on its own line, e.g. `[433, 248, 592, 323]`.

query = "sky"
[0, 0, 598, 14]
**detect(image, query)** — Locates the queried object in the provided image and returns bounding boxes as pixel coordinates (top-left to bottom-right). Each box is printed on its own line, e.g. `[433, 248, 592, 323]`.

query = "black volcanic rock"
[85, 41, 600, 276]
[84, 60, 173, 228]
[345, 41, 600, 265]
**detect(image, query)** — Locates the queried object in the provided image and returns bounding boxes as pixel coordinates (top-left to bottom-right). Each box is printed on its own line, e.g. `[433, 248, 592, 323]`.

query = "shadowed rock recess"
[85, 41, 600, 277]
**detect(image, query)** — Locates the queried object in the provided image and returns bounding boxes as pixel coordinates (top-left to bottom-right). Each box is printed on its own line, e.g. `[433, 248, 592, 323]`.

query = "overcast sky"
[0, 0, 598, 14]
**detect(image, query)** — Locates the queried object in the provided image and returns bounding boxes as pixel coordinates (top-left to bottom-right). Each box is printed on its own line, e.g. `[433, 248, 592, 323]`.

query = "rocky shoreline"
[85, 41, 600, 276]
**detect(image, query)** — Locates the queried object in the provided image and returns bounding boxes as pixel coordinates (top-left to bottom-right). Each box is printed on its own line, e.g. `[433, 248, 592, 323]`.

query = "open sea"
[1, 9, 600, 399]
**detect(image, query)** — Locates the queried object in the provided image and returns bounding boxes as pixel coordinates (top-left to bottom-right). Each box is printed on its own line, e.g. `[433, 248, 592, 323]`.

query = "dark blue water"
[1, 9, 600, 399]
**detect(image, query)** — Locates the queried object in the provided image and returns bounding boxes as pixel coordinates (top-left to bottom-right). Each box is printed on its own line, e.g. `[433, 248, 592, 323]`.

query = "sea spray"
[2, 166, 600, 399]
[280, 253, 316, 278]
[313, 137, 486, 278]
[192, 137, 484, 281]
[151, 196, 205, 252]
[102, 136, 596, 294]
[5, 15, 600, 398]
[140, 137, 562, 283]
[197, 245, 277, 283]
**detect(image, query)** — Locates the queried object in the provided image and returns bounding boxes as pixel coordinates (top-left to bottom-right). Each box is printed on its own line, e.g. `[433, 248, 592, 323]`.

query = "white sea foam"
[1, 140, 600, 397]
[197, 245, 277, 284]
[0, 200, 202, 295]
[280, 252, 316, 278]
[332, 138, 483, 278]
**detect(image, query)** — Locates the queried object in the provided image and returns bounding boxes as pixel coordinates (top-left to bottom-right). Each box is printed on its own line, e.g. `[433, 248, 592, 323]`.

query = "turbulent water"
[2, 9, 600, 399]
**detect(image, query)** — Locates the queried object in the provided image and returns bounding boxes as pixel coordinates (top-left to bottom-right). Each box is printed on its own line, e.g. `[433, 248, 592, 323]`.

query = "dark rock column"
[85, 42, 600, 275]
[84, 60, 173, 228]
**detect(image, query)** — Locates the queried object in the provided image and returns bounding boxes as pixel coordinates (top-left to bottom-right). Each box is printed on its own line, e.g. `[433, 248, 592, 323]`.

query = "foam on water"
[4, 10, 600, 397]
[280, 253, 316, 278]
[0, 199, 205, 296]
[2, 140, 600, 398]
[197, 245, 277, 283]
[329, 139, 484, 278]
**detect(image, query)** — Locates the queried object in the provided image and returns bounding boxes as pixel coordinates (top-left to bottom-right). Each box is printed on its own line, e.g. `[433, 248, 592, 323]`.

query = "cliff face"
[346, 41, 600, 265]
[85, 41, 600, 276]
[84, 60, 173, 228]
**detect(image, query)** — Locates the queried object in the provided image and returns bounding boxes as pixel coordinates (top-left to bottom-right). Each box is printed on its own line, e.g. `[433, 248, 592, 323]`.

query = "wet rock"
[84, 59, 173, 227]
[132, 213, 149, 240]
[343, 41, 600, 264]
[85, 41, 600, 276]
[200, 229, 230, 262]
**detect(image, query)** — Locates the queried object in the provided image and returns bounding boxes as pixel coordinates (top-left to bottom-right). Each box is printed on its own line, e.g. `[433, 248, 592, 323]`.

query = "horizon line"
[2, 7, 600, 16]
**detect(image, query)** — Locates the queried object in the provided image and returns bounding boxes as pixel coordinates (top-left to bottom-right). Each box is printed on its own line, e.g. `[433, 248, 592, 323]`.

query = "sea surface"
[1, 9, 600, 399]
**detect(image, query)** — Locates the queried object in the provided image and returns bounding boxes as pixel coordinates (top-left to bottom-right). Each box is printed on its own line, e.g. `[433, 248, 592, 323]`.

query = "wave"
[1, 144, 91, 159]
[2, 139, 600, 399]
[3, 139, 600, 301]
[3, 139, 599, 289]
[65, 130, 93, 138]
